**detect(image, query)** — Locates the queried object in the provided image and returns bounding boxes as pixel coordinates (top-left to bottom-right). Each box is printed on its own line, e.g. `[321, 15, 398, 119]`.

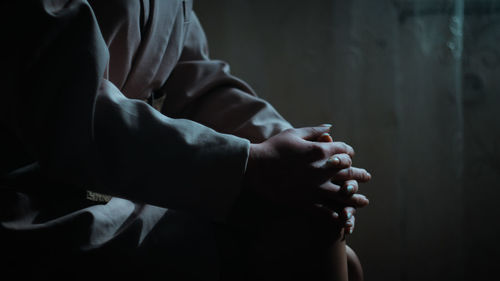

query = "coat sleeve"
[159, 12, 293, 144]
[1, 0, 250, 222]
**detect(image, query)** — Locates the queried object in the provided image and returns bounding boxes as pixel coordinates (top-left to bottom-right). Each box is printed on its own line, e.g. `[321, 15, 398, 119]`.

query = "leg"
[80, 204, 356, 281]
[225, 191, 352, 281]
[75, 210, 219, 280]
[346, 245, 364, 281]
[226, 212, 349, 281]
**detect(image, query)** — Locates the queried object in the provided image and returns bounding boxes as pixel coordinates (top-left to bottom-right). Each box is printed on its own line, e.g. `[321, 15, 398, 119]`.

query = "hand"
[331, 167, 371, 234]
[341, 180, 361, 235]
[317, 132, 371, 234]
[312, 169, 370, 233]
[243, 126, 368, 211]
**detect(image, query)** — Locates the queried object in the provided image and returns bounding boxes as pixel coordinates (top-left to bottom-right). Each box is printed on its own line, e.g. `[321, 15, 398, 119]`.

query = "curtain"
[197, 1, 500, 280]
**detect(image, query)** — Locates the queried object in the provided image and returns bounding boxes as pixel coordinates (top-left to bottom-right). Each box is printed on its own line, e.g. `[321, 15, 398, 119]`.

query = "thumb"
[292, 124, 332, 140]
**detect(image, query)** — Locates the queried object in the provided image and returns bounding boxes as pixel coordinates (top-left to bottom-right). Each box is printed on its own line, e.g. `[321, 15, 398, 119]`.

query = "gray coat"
[0, 0, 291, 277]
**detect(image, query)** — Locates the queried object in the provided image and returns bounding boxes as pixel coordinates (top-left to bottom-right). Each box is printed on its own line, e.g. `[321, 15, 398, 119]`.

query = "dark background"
[195, 1, 500, 280]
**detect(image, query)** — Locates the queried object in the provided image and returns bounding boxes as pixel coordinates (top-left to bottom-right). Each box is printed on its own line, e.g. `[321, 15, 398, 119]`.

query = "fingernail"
[366, 172, 371, 179]
[349, 228, 354, 234]
[320, 124, 332, 128]
[345, 221, 353, 227]
[332, 212, 339, 219]
[319, 132, 333, 143]
[346, 212, 352, 220]
[326, 156, 340, 166]
[332, 157, 340, 165]
[346, 185, 354, 193]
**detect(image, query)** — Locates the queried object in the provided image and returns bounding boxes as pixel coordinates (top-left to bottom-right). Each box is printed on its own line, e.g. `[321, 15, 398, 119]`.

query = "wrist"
[243, 143, 262, 191]
[227, 143, 265, 228]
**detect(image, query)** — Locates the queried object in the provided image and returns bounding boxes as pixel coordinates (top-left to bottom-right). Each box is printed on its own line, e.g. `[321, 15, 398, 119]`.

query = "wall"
[195, 1, 500, 280]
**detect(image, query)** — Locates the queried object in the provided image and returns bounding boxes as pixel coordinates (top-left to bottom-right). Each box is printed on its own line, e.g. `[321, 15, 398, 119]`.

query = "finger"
[318, 193, 369, 210]
[316, 181, 342, 200]
[346, 194, 370, 208]
[342, 206, 357, 222]
[340, 194, 369, 208]
[345, 214, 356, 235]
[340, 180, 358, 195]
[311, 205, 357, 235]
[305, 142, 355, 162]
[321, 141, 355, 158]
[335, 206, 357, 236]
[292, 125, 332, 140]
[308, 203, 342, 225]
[306, 204, 352, 238]
[317, 132, 334, 143]
[315, 182, 369, 208]
[321, 153, 352, 172]
[314, 154, 353, 183]
[332, 167, 371, 182]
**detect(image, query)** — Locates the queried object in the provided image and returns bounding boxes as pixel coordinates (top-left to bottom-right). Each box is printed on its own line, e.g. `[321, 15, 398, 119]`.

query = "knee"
[346, 245, 364, 281]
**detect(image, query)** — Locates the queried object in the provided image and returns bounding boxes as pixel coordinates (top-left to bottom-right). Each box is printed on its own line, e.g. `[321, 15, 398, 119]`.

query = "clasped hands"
[243, 125, 371, 234]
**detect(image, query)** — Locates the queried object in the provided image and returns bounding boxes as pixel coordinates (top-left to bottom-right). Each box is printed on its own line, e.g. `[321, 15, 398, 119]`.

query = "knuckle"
[343, 142, 351, 153]
[342, 142, 350, 151]
[311, 145, 327, 159]
[357, 195, 369, 206]
[311, 127, 321, 135]
[335, 142, 347, 152]
[338, 142, 354, 156]
[344, 154, 353, 166]
[351, 195, 362, 206]
[347, 167, 354, 178]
